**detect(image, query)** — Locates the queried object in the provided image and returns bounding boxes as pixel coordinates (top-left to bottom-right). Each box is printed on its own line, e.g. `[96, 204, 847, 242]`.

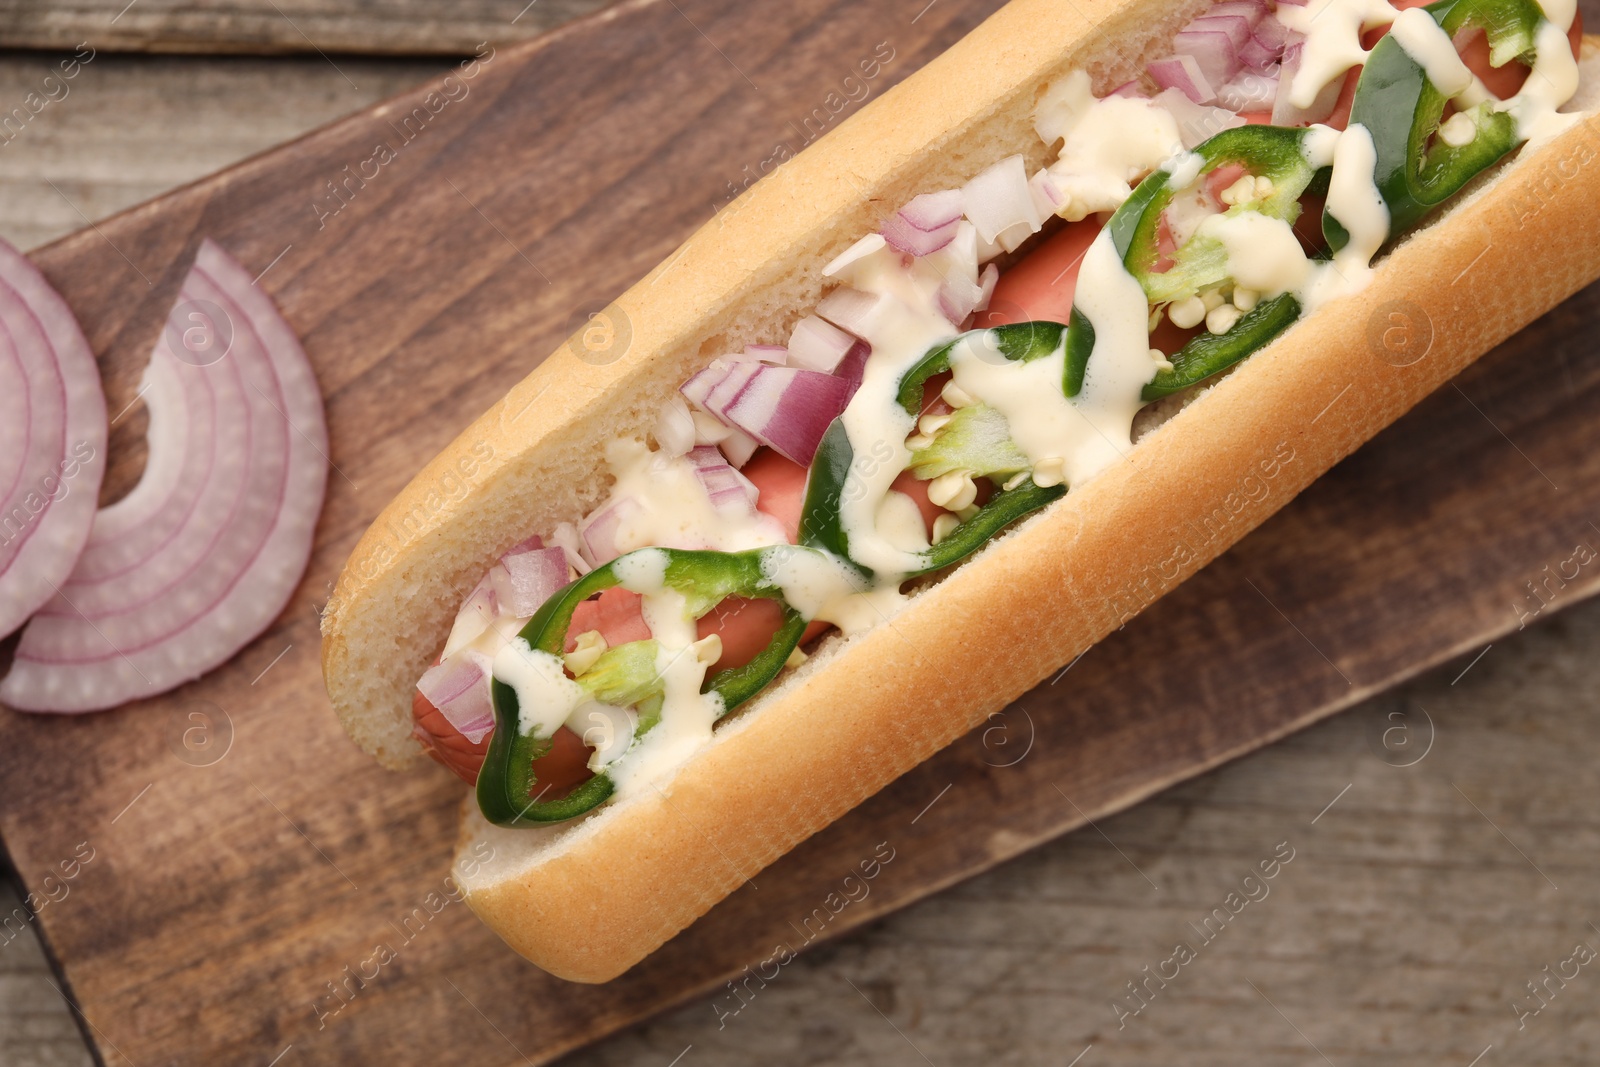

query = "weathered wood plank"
[1, 0, 1599, 1065]
[0, 0, 610, 57]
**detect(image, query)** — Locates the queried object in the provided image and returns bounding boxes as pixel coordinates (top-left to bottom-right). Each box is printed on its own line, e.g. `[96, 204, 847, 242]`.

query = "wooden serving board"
[4, 0, 1600, 1064]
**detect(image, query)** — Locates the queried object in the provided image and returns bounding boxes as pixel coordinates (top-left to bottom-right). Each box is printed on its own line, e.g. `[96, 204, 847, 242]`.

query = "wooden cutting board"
[4, 1, 1600, 1064]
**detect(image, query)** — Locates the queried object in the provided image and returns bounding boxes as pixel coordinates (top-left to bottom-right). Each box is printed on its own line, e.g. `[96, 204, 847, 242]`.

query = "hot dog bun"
[321, 0, 1600, 982]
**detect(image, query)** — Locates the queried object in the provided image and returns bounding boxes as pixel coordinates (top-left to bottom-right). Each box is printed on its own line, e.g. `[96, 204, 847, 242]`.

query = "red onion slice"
[1238, 37, 1281, 74]
[1153, 87, 1247, 147]
[1253, 13, 1290, 52]
[1172, 28, 1243, 91]
[0, 240, 327, 713]
[493, 544, 570, 618]
[686, 363, 857, 466]
[0, 239, 107, 639]
[881, 190, 965, 257]
[785, 314, 855, 374]
[937, 273, 986, 326]
[717, 428, 760, 469]
[962, 156, 1043, 254]
[815, 286, 895, 342]
[1149, 54, 1219, 105]
[684, 444, 759, 513]
[1205, 1, 1266, 26]
[742, 344, 788, 364]
[418, 656, 495, 744]
[580, 496, 642, 566]
[834, 340, 871, 387]
[1187, 15, 1253, 51]
[977, 263, 999, 313]
[1220, 69, 1280, 111]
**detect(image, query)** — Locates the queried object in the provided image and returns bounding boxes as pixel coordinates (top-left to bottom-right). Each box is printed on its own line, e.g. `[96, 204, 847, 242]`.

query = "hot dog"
[322, 0, 1600, 982]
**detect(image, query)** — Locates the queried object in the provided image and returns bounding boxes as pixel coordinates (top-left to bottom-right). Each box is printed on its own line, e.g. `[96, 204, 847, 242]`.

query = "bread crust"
[321, 0, 1600, 982]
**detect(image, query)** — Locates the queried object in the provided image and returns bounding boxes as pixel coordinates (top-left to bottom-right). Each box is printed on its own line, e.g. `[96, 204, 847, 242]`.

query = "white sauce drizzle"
[1277, 0, 1398, 109]
[493, 639, 586, 739]
[761, 548, 908, 636]
[1389, 8, 1480, 99]
[602, 438, 786, 556]
[606, 581, 724, 798]
[1504, 16, 1582, 145]
[1040, 69, 1187, 221]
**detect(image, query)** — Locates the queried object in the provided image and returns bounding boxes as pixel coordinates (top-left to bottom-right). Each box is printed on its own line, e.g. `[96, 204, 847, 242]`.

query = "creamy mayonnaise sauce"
[1278, 0, 1398, 109]
[601, 437, 787, 556]
[1038, 69, 1186, 220]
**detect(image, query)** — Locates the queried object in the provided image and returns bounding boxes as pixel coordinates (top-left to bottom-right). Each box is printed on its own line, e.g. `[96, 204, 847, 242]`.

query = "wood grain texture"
[1, 1, 1599, 1065]
[0, 0, 611, 56]
[0, 52, 447, 253]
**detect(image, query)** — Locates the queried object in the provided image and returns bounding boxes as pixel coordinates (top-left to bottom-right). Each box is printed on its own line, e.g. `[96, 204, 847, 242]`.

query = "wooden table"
[3, 6, 1600, 1067]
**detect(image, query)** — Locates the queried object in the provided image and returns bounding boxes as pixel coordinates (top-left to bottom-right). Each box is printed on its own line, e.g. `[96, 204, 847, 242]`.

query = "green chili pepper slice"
[1340, 0, 1546, 245]
[798, 322, 1070, 578]
[477, 546, 810, 826]
[1081, 125, 1326, 400]
[1142, 292, 1302, 400]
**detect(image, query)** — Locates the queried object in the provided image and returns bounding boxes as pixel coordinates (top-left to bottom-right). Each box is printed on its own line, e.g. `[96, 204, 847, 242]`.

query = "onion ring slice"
[1, 240, 327, 713]
[0, 239, 107, 639]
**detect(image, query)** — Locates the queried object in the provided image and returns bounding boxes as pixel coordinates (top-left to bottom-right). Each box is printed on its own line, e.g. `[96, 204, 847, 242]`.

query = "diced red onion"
[493, 544, 569, 618]
[1237, 37, 1280, 73]
[882, 215, 960, 257]
[680, 362, 727, 409]
[881, 190, 965, 257]
[1187, 15, 1253, 51]
[977, 264, 999, 313]
[1, 240, 327, 714]
[1028, 168, 1068, 220]
[418, 656, 495, 744]
[1252, 13, 1290, 51]
[822, 233, 889, 279]
[961, 155, 1042, 252]
[686, 363, 857, 466]
[1153, 87, 1247, 148]
[743, 344, 787, 364]
[937, 273, 986, 326]
[0, 239, 107, 640]
[1219, 69, 1279, 111]
[786, 314, 855, 374]
[834, 340, 871, 387]
[1172, 28, 1243, 91]
[1110, 79, 1145, 98]
[899, 189, 965, 231]
[684, 444, 758, 513]
[654, 395, 696, 457]
[1204, 1, 1266, 26]
[815, 285, 895, 344]
[547, 521, 591, 574]
[579, 496, 642, 566]
[717, 428, 760, 468]
[442, 575, 498, 658]
[1148, 54, 1219, 105]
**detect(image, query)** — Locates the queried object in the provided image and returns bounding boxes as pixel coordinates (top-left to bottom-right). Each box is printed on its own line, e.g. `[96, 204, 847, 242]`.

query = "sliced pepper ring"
[799, 322, 1069, 578]
[477, 546, 811, 826]
[1343, 0, 1546, 244]
[1073, 125, 1324, 401]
